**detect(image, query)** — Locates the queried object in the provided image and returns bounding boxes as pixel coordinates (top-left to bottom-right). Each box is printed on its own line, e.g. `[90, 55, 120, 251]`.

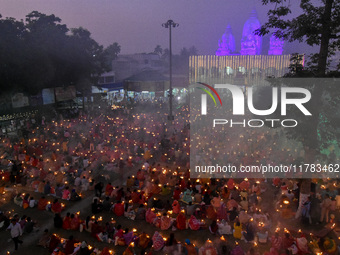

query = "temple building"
[215, 25, 236, 56]
[216, 9, 284, 56]
[188, 8, 298, 86]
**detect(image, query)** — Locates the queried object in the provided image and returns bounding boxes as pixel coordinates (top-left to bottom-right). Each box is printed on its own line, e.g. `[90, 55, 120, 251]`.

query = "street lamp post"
[162, 19, 179, 121]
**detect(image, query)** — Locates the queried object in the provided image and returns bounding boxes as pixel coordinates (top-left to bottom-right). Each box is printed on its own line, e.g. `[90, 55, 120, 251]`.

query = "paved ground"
[0, 168, 335, 255]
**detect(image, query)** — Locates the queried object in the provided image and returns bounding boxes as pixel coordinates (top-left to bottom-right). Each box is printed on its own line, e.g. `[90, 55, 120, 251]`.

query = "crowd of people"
[0, 102, 339, 254]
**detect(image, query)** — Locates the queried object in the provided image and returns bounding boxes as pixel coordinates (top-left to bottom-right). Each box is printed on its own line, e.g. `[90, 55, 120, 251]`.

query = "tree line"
[0, 11, 121, 96]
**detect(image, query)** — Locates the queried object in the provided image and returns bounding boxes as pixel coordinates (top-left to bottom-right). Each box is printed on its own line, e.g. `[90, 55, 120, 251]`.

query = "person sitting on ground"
[138, 232, 150, 250]
[77, 241, 91, 255]
[131, 189, 140, 204]
[271, 232, 282, 251]
[70, 213, 81, 231]
[256, 228, 268, 244]
[62, 212, 71, 230]
[55, 184, 64, 198]
[62, 186, 71, 200]
[24, 217, 37, 233]
[29, 196, 37, 208]
[182, 189, 193, 204]
[233, 221, 242, 239]
[160, 184, 171, 196]
[22, 194, 30, 209]
[209, 220, 218, 235]
[70, 189, 81, 201]
[243, 219, 255, 242]
[0, 211, 10, 230]
[123, 228, 135, 246]
[54, 213, 63, 228]
[102, 197, 111, 211]
[176, 211, 187, 230]
[186, 202, 196, 216]
[240, 197, 249, 211]
[64, 235, 79, 255]
[282, 232, 295, 250]
[113, 224, 124, 245]
[163, 232, 178, 254]
[92, 199, 103, 214]
[37, 229, 50, 248]
[184, 239, 198, 255]
[38, 196, 48, 211]
[218, 219, 232, 235]
[51, 199, 62, 214]
[172, 200, 180, 214]
[19, 215, 27, 229]
[14, 193, 23, 207]
[135, 204, 146, 220]
[228, 207, 239, 222]
[112, 200, 124, 216]
[91, 220, 103, 239]
[188, 215, 200, 231]
[84, 216, 94, 233]
[160, 212, 173, 230]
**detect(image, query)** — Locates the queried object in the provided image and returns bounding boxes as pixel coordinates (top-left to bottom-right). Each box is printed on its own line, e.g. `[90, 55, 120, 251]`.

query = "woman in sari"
[84, 216, 93, 233]
[14, 194, 23, 207]
[69, 214, 81, 231]
[172, 200, 180, 214]
[198, 240, 218, 255]
[138, 232, 150, 250]
[160, 213, 172, 230]
[123, 228, 135, 246]
[145, 208, 157, 224]
[62, 212, 71, 230]
[51, 199, 62, 214]
[152, 231, 165, 251]
[188, 215, 200, 231]
[62, 187, 70, 200]
[217, 202, 228, 220]
[176, 212, 186, 230]
[135, 204, 146, 220]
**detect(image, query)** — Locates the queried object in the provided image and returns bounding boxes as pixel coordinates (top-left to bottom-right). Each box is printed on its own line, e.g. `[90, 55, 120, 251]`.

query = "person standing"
[94, 182, 103, 197]
[320, 194, 332, 223]
[7, 218, 23, 250]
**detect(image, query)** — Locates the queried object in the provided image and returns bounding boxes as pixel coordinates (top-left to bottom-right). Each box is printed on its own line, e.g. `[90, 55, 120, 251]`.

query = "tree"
[0, 11, 109, 97]
[257, 0, 340, 217]
[69, 27, 107, 94]
[161, 48, 170, 60]
[154, 45, 163, 56]
[103, 42, 121, 71]
[256, 0, 340, 76]
[0, 16, 27, 95]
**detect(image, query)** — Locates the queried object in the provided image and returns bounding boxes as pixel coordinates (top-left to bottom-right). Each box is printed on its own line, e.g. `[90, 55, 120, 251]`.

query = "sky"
[0, 0, 315, 55]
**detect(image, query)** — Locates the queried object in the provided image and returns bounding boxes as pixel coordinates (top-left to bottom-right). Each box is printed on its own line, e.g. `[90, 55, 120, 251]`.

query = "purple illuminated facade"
[216, 25, 236, 56]
[268, 33, 284, 55]
[216, 9, 284, 56]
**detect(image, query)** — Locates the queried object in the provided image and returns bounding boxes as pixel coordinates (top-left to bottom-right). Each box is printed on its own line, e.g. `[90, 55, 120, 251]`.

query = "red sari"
[160, 216, 172, 230]
[146, 209, 156, 224]
[62, 216, 71, 230]
[51, 202, 62, 214]
[113, 203, 124, 216]
[70, 216, 81, 230]
[105, 184, 113, 196]
[131, 192, 140, 203]
[38, 198, 48, 210]
[176, 213, 186, 230]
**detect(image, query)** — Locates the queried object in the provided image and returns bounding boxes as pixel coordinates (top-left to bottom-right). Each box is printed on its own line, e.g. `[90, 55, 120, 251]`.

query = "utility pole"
[162, 19, 179, 121]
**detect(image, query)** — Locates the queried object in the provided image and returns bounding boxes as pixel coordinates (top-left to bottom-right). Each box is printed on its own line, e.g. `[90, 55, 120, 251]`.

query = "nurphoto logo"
[197, 83, 312, 128]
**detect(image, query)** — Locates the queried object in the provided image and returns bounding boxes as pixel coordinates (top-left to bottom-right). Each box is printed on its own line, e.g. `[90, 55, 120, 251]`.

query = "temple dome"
[268, 32, 284, 55]
[216, 24, 236, 56]
[240, 9, 262, 55]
